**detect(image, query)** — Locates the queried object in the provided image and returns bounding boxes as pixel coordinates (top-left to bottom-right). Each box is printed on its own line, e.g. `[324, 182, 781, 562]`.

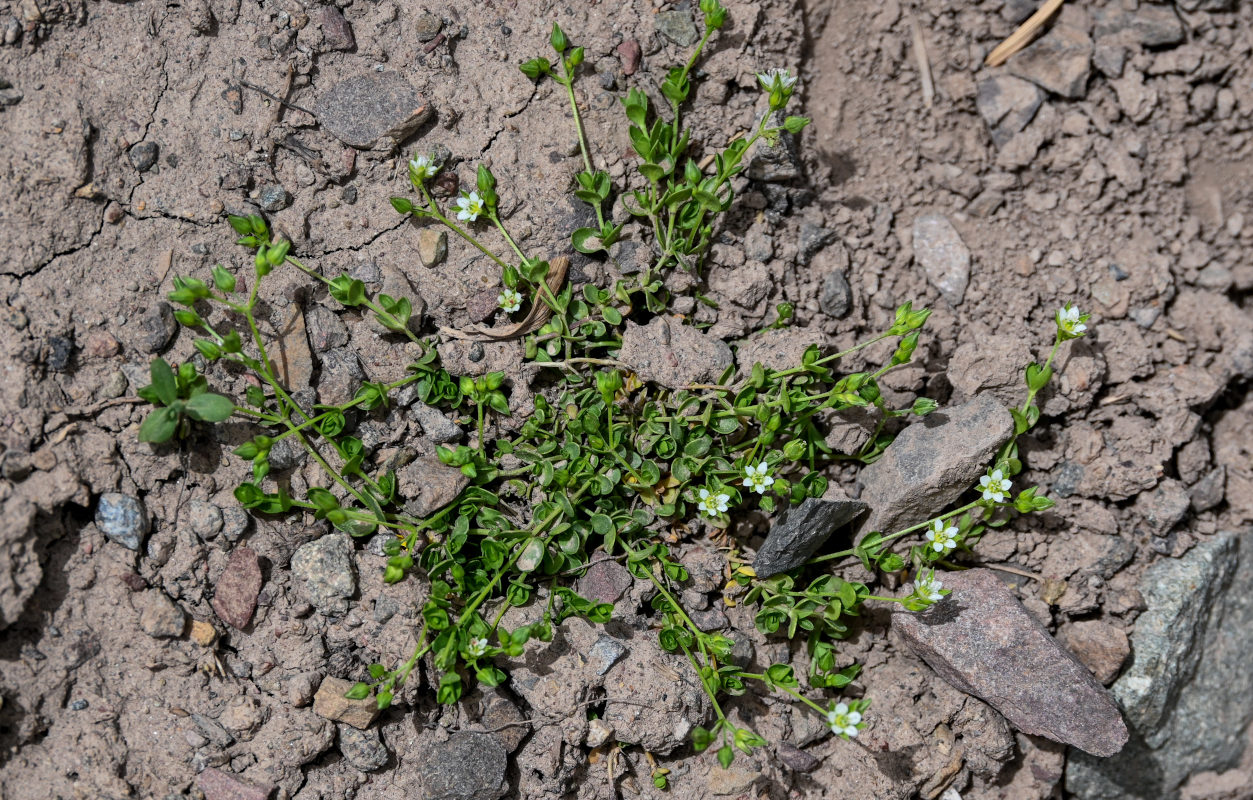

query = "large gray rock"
[420, 732, 509, 800]
[316, 72, 433, 150]
[912, 213, 971, 305]
[893, 569, 1128, 756]
[753, 497, 868, 578]
[291, 533, 356, 616]
[619, 317, 734, 389]
[857, 395, 1013, 539]
[1007, 24, 1093, 99]
[1066, 532, 1253, 799]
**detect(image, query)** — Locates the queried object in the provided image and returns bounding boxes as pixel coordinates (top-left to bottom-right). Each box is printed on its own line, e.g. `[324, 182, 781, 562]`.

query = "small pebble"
[96, 493, 150, 551]
[258, 184, 291, 212]
[129, 142, 159, 172]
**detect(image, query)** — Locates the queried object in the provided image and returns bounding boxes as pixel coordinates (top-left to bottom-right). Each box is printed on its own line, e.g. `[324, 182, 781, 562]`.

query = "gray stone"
[976, 76, 1044, 148]
[313, 676, 380, 729]
[138, 302, 178, 353]
[257, 184, 290, 212]
[744, 226, 773, 262]
[1066, 532, 1253, 799]
[411, 403, 461, 443]
[746, 117, 801, 182]
[912, 213, 970, 305]
[338, 724, 389, 771]
[777, 742, 821, 772]
[1190, 467, 1225, 513]
[1093, 5, 1185, 48]
[418, 228, 447, 267]
[1007, 24, 1093, 99]
[655, 10, 698, 46]
[619, 316, 734, 389]
[753, 498, 868, 578]
[316, 72, 433, 150]
[129, 141, 159, 171]
[1135, 479, 1190, 535]
[44, 335, 73, 372]
[586, 635, 629, 676]
[316, 347, 365, 406]
[893, 569, 1128, 756]
[291, 534, 356, 616]
[399, 456, 469, 517]
[191, 712, 235, 748]
[796, 223, 836, 267]
[197, 767, 274, 800]
[305, 306, 349, 352]
[420, 732, 509, 800]
[221, 506, 250, 542]
[96, 493, 150, 550]
[187, 500, 224, 540]
[415, 11, 442, 42]
[819, 270, 853, 318]
[857, 395, 1013, 538]
[139, 590, 186, 638]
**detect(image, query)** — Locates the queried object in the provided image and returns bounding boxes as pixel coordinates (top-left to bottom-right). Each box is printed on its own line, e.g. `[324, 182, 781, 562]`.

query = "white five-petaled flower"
[697, 488, 730, 518]
[498, 287, 523, 314]
[757, 67, 799, 94]
[912, 570, 945, 604]
[1057, 304, 1088, 336]
[409, 154, 437, 181]
[456, 191, 485, 222]
[979, 468, 1012, 503]
[925, 519, 959, 554]
[742, 462, 775, 494]
[467, 637, 489, 658]
[826, 703, 862, 738]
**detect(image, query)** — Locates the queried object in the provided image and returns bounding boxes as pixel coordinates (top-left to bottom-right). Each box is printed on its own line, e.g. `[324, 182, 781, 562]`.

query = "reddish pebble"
[618, 39, 642, 75]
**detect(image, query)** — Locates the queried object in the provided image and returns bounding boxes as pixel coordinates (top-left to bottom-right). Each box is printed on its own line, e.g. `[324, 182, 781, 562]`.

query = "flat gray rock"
[753, 497, 868, 578]
[420, 732, 508, 800]
[316, 72, 433, 150]
[1066, 532, 1253, 799]
[1007, 24, 1093, 99]
[976, 76, 1044, 148]
[912, 213, 971, 305]
[893, 569, 1128, 757]
[857, 394, 1012, 539]
[618, 316, 733, 389]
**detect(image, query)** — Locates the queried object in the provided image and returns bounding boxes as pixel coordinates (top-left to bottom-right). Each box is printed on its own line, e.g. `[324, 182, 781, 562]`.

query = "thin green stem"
[417, 185, 510, 269]
[558, 67, 607, 232]
[804, 500, 982, 566]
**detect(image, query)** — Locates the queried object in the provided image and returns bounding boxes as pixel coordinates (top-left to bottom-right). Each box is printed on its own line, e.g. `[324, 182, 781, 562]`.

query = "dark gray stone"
[96, 493, 150, 550]
[291, 534, 356, 616]
[191, 712, 236, 748]
[746, 116, 801, 182]
[316, 347, 365, 406]
[410, 404, 461, 444]
[1190, 467, 1225, 513]
[44, 335, 73, 372]
[221, 506, 250, 542]
[338, 724, 389, 771]
[655, 10, 698, 46]
[586, 635, 629, 676]
[797, 223, 836, 267]
[1007, 25, 1093, 99]
[753, 497, 868, 578]
[257, 184, 290, 212]
[893, 569, 1128, 756]
[819, 270, 852, 318]
[777, 741, 821, 772]
[1093, 5, 1185, 48]
[138, 302, 178, 353]
[420, 732, 509, 800]
[415, 12, 442, 42]
[129, 141, 159, 171]
[319, 5, 355, 51]
[857, 395, 1013, 538]
[305, 306, 349, 352]
[1066, 532, 1253, 799]
[976, 76, 1044, 148]
[316, 72, 433, 150]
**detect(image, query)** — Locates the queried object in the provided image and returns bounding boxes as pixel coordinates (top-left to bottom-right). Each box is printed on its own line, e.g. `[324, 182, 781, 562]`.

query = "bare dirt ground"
[2, 0, 1252, 798]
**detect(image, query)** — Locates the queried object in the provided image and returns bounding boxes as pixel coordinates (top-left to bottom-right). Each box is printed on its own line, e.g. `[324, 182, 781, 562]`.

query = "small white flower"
[697, 488, 730, 518]
[743, 461, 775, 494]
[409, 154, 437, 181]
[455, 191, 485, 222]
[979, 468, 1012, 503]
[912, 571, 945, 604]
[1057, 304, 1088, 337]
[826, 703, 862, 738]
[498, 287, 523, 314]
[757, 67, 799, 94]
[467, 637, 489, 658]
[925, 518, 959, 554]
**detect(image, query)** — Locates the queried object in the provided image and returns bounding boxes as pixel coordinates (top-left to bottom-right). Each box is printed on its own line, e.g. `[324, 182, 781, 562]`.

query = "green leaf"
[211, 264, 237, 293]
[184, 392, 235, 423]
[147, 358, 178, 406]
[717, 745, 735, 769]
[519, 57, 551, 79]
[138, 406, 180, 443]
[571, 227, 605, 254]
[344, 682, 371, 700]
[782, 115, 810, 134]
[390, 196, 414, 215]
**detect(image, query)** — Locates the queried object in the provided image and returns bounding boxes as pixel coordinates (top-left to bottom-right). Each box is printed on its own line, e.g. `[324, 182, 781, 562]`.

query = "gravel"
[96, 493, 150, 550]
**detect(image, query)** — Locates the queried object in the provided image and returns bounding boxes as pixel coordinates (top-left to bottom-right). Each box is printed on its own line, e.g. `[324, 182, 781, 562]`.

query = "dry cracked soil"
[2, 0, 1253, 798]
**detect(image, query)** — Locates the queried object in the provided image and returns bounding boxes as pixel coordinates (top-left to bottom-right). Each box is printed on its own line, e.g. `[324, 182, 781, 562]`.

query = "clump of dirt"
[1, 0, 1251, 798]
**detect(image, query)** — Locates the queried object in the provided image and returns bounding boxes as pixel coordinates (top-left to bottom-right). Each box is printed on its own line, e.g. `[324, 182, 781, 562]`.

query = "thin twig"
[909, 16, 934, 109]
[237, 77, 315, 117]
[985, 0, 1065, 67]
